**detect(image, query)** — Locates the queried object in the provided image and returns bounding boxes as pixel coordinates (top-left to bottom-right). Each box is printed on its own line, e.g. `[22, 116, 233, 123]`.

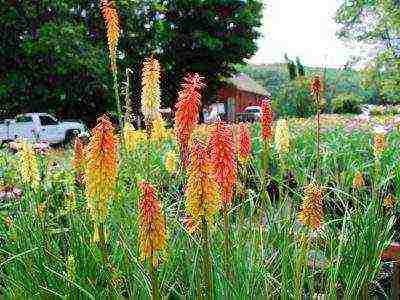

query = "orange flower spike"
[310, 75, 323, 95]
[185, 139, 219, 227]
[100, 0, 120, 72]
[260, 99, 273, 141]
[72, 137, 84, 174]
[138, 180, 167, 265]
[238, 123, 251, 164]
[85, 115, 118, 223]
[209, 122, 237, 205]
[174, 73, 205, 165]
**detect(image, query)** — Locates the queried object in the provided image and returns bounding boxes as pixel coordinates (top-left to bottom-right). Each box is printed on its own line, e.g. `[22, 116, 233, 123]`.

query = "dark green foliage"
[0, 0, 263, 124]
[296, 57, 305, 77]
[331, 93, 363, 114]
[284, 53, 297, 81]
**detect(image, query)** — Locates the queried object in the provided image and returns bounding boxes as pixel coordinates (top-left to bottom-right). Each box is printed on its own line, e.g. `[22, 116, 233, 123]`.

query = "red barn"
[217, 73, 270, 121]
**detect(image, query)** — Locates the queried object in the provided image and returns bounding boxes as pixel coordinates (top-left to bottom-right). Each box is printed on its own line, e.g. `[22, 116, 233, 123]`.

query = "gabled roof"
[224, 73, 270, 96]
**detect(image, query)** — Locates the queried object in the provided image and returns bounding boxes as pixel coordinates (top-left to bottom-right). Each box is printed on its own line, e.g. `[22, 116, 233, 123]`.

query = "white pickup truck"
[0, 113, 87, 145]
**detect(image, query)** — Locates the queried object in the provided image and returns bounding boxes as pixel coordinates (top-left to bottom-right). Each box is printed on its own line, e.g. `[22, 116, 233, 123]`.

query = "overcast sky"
[250, 0, 365, 68]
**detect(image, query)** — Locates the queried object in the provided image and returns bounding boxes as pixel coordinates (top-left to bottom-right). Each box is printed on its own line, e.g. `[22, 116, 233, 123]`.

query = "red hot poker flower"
[209, 122, 237, 206]
[174, 73, 205, 165]
[260, 99, 273, 141]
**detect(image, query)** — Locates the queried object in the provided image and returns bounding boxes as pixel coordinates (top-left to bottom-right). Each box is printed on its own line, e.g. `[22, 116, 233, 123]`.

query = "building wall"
[218, 87, 263, 113]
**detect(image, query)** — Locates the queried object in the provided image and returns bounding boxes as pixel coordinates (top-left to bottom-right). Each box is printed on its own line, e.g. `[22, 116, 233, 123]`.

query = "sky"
[250, 0, 365, 68]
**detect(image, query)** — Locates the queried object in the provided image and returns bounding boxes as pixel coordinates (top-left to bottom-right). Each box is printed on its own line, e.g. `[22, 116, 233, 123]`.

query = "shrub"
[369, 105, 400, 116]
[274, 77, 317, 118]
[331, 93, 362, 114]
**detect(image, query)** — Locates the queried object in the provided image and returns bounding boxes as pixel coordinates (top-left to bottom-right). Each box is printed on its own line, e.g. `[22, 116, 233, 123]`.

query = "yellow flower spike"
[373, 132, 386, 157]
[298, 183, 324, 231]
[274, 118, 290, 155]
[384, 195, 396, 209]
[123, 123, 147, 152]
[18, 140, 40, 189]
[141, 57, 161, 125]
[151, 113, 168, 142]
[36, 203, 46, 219]
[4, 216, 12, 229]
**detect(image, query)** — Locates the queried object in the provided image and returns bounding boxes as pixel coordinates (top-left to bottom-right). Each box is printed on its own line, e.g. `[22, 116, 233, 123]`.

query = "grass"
[0, 114, 400, 299]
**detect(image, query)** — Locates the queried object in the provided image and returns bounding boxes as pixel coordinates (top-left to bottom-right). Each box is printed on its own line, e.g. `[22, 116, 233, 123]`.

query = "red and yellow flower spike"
[237, 123, 251, 164]
[100, 0, 120, 72]
[260, 98, 273, 141]
[209, 122, 237, 206]
[85, 115, 118, 223]
[298, 182, 324, 230]
[310, 75, 323, 96]
[185, 139, 219, 228]
[174, 73, 205, 166]
[138, 180, 167, 266]
[142, 57, 161, 125]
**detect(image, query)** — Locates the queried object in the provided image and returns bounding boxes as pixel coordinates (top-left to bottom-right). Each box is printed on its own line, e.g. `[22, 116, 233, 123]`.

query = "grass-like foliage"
[1, 113, 399, 299]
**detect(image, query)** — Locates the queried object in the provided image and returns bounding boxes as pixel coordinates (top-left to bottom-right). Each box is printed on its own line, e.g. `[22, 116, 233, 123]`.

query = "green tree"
[284, 53, 297, 80]
[335, 0, 400, 103]
[0, 0, 263, 124]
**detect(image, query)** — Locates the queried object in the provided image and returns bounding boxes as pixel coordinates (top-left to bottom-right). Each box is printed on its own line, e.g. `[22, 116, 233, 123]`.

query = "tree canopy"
[335, 0, 400, 103]
[0, 0, 263, 124]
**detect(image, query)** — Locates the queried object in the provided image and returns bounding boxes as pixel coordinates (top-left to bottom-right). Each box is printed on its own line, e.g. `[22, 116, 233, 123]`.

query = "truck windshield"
[40, 116, 58, 125]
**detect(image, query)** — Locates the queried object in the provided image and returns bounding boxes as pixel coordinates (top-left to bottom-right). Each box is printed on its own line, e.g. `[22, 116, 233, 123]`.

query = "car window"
[40, 116, 58, 126]
[246, 109, 260, 113]
[15, 116, 33, 123]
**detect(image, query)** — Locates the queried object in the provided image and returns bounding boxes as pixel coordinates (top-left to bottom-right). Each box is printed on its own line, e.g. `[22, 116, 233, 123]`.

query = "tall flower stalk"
[310, 75, 323, 179]
[259, 98, 273, 207]
[85, 115, 118, 254]
[124, 68, 133, 125]
[274, 118, 290, 206]
[209, 122, 236, 282]
[141, 57, 161, 128]
[138, 180, 166, 300]
[174, 73, 205, 167]
[185, 139, 219, 299]
[101, 0, 123, 143]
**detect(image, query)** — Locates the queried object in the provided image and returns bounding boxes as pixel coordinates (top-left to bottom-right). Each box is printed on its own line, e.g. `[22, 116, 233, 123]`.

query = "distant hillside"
[234, 62, 365, 101]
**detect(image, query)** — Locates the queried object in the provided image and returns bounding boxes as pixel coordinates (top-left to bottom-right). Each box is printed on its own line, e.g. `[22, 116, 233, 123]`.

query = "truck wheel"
[64, 130, 78, 147]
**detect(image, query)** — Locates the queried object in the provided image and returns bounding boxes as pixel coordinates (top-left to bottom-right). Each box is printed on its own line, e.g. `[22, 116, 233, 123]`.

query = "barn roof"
[224, 73, 270, 96]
